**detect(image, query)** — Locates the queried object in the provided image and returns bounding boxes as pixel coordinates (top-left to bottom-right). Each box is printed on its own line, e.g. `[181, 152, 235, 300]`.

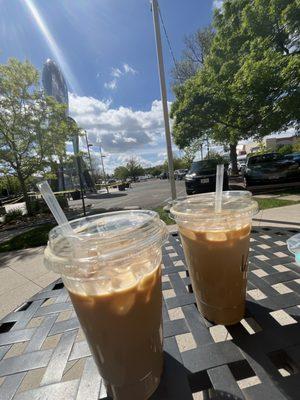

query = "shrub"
[4, 209, 23, 223]
[29, 196, 68, 214]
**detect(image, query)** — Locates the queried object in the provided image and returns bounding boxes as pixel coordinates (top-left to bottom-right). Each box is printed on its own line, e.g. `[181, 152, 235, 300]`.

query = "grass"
[153, 206, 174, 225]
[276, 188, 300, 196]
[0, 224, 55, 253]
[255, 198, 300, 210]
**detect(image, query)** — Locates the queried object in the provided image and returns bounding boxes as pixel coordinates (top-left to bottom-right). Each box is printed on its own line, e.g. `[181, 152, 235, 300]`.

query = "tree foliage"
[113, 158, 144, 181]
[171, 0, 300, 174]
[0, 58, 75, 212]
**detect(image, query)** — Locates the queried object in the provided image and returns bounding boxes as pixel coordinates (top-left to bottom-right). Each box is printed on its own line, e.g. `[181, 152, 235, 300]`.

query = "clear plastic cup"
[287, 233, 300, 266]
[44, 210, 168, 400]
[170, 192, 258, 325]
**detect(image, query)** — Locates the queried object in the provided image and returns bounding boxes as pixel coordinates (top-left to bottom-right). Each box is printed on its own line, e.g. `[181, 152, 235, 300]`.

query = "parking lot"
[71, 179, 186, 210]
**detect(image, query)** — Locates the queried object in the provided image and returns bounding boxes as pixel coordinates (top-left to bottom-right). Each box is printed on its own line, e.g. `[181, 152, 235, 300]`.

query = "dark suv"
[185, 159, 229, 195]
[244, 152, 300, 188]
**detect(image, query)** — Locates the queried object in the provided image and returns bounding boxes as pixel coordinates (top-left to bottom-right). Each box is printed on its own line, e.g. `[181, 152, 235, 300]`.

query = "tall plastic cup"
[171, 191, 258, 325]
[44, 211, 168, 400]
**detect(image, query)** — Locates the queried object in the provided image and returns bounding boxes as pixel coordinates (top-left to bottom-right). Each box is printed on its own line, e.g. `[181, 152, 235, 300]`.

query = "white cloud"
[69, 93, 174, 173]
[213, 0, 224, 9]
[111, 67, 122, 78]
[104, 79, 117, 90]
[104, 63, 138, 90]
[123, 63, 137, 75]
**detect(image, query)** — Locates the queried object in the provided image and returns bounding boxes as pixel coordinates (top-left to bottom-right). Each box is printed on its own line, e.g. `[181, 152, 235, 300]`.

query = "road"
[71, 179, 186, 210]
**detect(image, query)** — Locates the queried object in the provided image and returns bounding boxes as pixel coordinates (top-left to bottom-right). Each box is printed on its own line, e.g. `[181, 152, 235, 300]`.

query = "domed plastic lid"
[44, 210, 168, 273]
[170, 191, 258, 229]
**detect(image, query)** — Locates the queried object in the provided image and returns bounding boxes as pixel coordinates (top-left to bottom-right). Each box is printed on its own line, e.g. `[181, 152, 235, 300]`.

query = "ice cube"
[205, 232, 227, 242]
[110, 289, 136, 315]
[111, 270, 137, 290]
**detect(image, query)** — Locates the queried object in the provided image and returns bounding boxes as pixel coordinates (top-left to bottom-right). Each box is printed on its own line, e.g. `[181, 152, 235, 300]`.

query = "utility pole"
[151, 0, 176, 200]
[99, 144, 109, 194]
[85, 132, 94, 177]
[85, 131, 95, 191]
[75, 155, 86, 216]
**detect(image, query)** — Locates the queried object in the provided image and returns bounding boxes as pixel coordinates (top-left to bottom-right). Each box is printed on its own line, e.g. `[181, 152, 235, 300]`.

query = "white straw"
[215, 164, 224, 213]
[37, 181, 73, 235]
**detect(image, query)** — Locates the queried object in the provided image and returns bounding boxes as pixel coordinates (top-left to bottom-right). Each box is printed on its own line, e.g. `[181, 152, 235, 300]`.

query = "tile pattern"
[0, 227, 299, 400]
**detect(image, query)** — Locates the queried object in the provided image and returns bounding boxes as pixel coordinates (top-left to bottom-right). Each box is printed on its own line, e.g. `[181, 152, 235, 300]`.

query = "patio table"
[0, 226, 300, 400]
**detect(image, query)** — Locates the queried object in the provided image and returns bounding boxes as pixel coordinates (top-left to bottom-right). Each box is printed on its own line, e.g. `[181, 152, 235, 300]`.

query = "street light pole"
[85, 132, 94, 177]
[151, 0, 176, 201]
[84, 131, 95, 191]
[99, 144, 109, 194]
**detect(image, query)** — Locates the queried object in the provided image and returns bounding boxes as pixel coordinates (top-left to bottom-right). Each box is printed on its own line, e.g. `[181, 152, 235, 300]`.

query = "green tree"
[171, 0, 300, 175]
[144, 165, 164, 177]
[163, 157, 186, 172]
[114, 166, 129, 180]
[125, 158, 144, 181]
[0, 58, 72, 213]
[293, 141, 300, 152]
[113, 158, 145, 181]
[204, 151, 227, 164]
[182, 138, 204, 168]
[277, 144, 294, 155]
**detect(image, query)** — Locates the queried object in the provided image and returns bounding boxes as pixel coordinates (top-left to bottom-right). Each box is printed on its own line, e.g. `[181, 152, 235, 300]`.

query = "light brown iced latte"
[44, 211, 168, 400]
[171, 192, 257, 325]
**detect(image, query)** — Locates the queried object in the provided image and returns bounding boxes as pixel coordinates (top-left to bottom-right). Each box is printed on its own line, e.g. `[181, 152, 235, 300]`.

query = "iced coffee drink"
[171, 192, 257, 325]
[44, 211, 168, 400]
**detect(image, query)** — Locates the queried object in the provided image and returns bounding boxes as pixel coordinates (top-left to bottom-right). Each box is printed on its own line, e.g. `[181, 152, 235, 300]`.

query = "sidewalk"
[0, 203, 299, 321]
[0, 246, 58, 319]
[253, 203, 300, 228]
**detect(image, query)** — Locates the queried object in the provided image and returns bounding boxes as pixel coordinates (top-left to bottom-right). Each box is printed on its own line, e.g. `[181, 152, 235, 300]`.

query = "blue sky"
[0, 0, 218, 171]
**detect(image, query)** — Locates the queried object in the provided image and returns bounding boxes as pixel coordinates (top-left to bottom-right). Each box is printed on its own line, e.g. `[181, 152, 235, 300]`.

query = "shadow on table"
[150, 351, 244, 400]
[226, 301, 300, 400]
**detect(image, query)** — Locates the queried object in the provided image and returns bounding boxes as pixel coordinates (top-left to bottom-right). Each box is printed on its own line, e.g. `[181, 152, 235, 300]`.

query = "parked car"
[185, 159, 229, 195]
[174, 169, 188, 180]
[138, 176, 148, 181]
[284, 152, 300, 165]
[244, 152, 300, 188]
[159, 172, 169, 179]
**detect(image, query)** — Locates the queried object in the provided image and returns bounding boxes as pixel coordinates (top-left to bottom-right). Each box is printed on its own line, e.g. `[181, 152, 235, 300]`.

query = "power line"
[157, 2, 177, 68]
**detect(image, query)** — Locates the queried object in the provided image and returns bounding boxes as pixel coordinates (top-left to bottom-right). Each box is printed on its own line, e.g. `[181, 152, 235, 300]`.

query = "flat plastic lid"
[170, 191, 258, 227]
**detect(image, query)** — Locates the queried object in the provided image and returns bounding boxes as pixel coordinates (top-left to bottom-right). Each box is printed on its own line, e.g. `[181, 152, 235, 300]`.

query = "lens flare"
[23, 0, 79, 93]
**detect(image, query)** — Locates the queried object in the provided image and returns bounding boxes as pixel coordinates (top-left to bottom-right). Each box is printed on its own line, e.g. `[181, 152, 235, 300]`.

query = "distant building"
[237, 135, 299, 155]
[42, 59, 69, 112]
[265, 135, 299, 151]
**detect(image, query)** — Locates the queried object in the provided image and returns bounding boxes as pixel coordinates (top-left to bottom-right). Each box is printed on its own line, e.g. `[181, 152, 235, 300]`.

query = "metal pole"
[85, 132, 94, 176]
[99, 145, 109, 194]
[76, 155, 86, 216]
[151, 0, 176, 200]
[85, 132, 95, 190]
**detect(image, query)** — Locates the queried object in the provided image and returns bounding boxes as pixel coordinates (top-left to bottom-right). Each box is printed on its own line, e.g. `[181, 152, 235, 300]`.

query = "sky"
[0, 0, 221, 172]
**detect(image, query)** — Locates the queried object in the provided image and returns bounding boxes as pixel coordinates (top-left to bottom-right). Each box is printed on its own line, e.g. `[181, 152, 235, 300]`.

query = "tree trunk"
[230, 143, 239, 176]
[17, 171, 31, 215]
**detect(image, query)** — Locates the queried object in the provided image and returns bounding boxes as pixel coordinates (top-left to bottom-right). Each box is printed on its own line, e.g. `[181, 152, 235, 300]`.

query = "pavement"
[0, 246, 58, 319]
[70, 179, 186, 211]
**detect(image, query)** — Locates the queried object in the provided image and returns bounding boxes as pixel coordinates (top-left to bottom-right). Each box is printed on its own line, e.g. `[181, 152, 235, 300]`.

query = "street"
[71, 179, 186, 210]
